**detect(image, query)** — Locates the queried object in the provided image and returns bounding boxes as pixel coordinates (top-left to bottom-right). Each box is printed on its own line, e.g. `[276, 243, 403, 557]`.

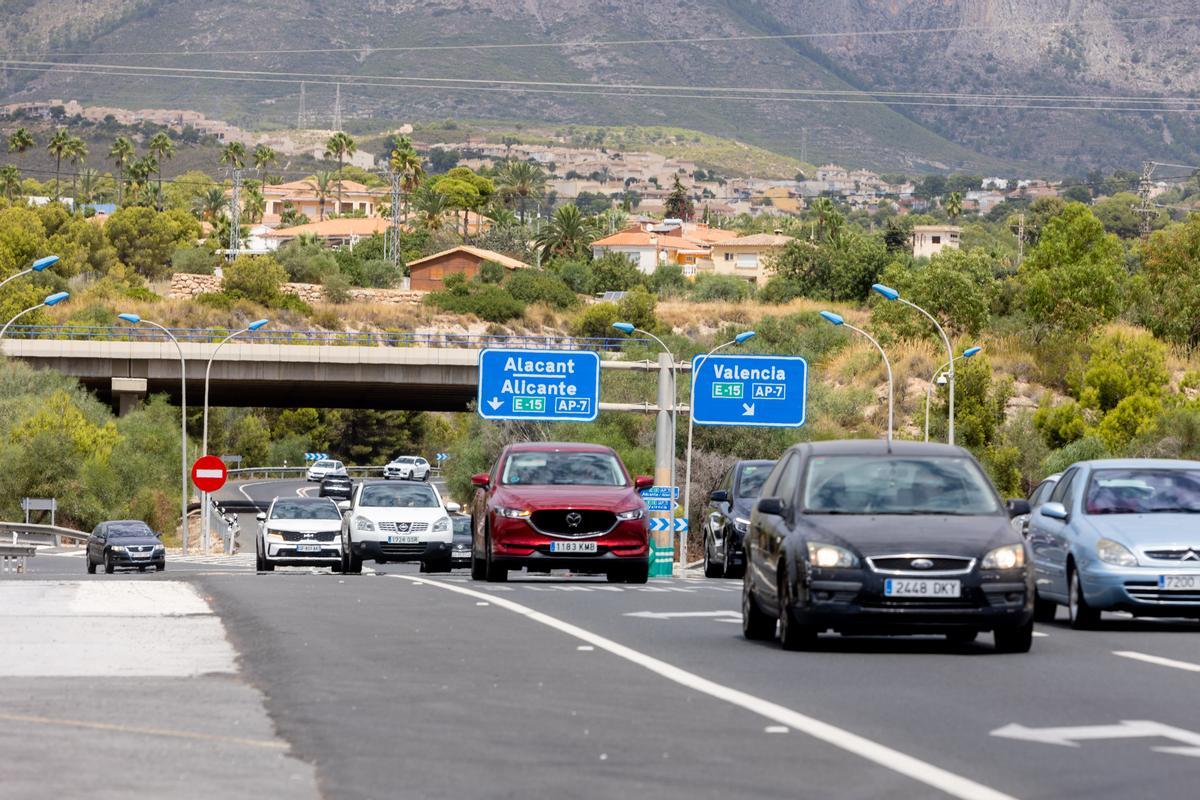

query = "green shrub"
[171, 246, 216, 275]
[1077, 329, 1168, 411]
[322, 271, 352, 304]
[573, 302, 620, 338]
[196, 292, 234, 310]
[478, 260, 505, 284]
[648, 264, 687, 297]
[590, 252, 645, 293]
[616, 287, 658, 332]
[552, 258, 593, 294]
[425, 283, 524, 323]
[344, 258, 401, 289]
[1042, 435, 1109, 475]
[758, 275, 804, 304]
[276, 240, 339, 283]
[505, 269, 579, 309]
[691, 273, 752, 302]
[222, 255, 287, 306]
[1097, 393, 1162, 450]
[1033, 398, 1088, 449]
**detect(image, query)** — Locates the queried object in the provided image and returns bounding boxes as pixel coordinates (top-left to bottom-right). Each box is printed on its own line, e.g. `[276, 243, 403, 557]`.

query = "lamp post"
[0, 291, 69, 345]
[925, 346, 982, 443]
[820, 311, 893, 447]
[871, 284, 956, 445]
[682, 330, 755, 574]
[612, 322, 678, 493]
[0, 255, 59, 295]
[119, 313, 189, 553]
[202, 319, 268, 553]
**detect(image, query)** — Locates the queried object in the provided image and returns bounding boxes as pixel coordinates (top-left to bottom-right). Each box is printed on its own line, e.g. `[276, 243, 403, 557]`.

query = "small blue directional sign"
[639, 486, 680, 500]
[304, 452, 329, 461]
[435, 452, 450, 461]
[478, 349, 601, 422]
[691, 354, 807, 428]
[645, 499, 677, 512]
[651, 518, 689, 532]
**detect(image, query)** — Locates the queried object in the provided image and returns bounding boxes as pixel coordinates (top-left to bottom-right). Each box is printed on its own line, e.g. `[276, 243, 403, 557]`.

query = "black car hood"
[109, 536, 161, 547]
[795, 514, 1018, 558]
[730, 498, 757, 520]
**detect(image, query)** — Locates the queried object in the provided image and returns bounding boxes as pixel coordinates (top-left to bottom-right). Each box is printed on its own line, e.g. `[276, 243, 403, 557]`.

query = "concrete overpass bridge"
[1, 326, 662, 413]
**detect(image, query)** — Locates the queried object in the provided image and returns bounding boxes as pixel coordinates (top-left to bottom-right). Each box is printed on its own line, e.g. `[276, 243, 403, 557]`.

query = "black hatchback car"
[319, 474, 354, 500]
[742, 440, 1034, 653]
[704, 459, 775, 578]
[86, 520, 165, 574]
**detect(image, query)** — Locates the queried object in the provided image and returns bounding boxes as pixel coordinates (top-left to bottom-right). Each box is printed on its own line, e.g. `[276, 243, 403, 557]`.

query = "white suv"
[341, 481, 460, 574]
[307, 459, 347, 482]
[256, 497, 344, 572]
[383, 455, 431, 481]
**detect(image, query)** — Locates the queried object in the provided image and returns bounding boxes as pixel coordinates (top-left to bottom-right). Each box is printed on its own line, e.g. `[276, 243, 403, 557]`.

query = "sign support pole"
[651, 351, 674, 577]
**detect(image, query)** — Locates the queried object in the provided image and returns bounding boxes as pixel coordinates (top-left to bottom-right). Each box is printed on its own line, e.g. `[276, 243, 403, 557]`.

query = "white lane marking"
[391, 574, 1019, 800]
[577, 645, 594, 652]
[476, 601, 490, 606]
[1114, 650, 1200, 674]
[765, 725, 789, 734]
[625, 610, 741, 621]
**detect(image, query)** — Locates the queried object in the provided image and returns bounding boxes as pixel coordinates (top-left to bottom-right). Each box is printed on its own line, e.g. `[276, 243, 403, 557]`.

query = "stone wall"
[168, 273, 424, 305]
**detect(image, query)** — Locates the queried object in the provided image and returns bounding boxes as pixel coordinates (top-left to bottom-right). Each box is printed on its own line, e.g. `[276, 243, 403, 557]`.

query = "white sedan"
[307, 459, 347, 482]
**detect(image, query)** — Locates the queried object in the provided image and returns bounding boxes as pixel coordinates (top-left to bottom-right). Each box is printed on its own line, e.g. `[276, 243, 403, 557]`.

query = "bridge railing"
[5, 325, 648, 352]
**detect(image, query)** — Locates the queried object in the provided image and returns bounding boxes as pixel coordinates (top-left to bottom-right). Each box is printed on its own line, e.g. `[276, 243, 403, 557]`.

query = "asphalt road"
[9, 478, 1200, 800]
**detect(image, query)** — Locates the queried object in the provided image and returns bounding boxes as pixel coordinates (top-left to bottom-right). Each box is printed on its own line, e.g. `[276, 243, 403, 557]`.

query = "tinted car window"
[271, 500, 342, 520]
[452, 517, 471, 535]
[802, 456, 1000, 515]
[1085, 468, 1200, 515]
[736, 464, 773, 498]
[360, 483, 439, 508]
[1049, 468, 1077, 505]
[771, 455, 802, 506]
[501, 452, 626, 486]
[108, 523, 152, 537]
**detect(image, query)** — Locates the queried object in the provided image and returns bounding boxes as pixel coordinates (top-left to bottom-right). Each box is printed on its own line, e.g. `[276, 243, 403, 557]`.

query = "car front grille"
[380, 543, 426, 556]
[866, 555, 976, 575]
[378, 521, 429, 533]
[530, 510, 617, 537]
[278, 530, 339, 542]
[1125, 581, 1200, 604]
[126, 544, 156, 553]
[1144, 548, 1200, 562]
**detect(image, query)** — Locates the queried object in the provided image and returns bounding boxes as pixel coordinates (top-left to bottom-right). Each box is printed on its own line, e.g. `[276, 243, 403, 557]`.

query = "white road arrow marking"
[742, 403, 755, 416]
[991, 720, 1200, 757]
[624, 610, 741, 620]
[488, 397, 503, 410]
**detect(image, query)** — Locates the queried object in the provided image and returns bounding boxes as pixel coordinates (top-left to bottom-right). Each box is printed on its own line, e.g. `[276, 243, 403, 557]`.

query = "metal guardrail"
[5, 325, 648, 353]
[0, 521, 89, 547]
[226, 465, 390, 481]
[0, 542, 37, 572]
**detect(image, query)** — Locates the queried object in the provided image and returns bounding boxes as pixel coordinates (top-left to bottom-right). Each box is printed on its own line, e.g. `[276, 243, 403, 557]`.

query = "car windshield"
[360, 483, 439, 508]
[736, 463, 774, 498]
[1085, 468, 1200, 514]
[501, 451, 626, 486]
[315, 460, 337, 468]
[452, 517, 471, 535]
[394, 457, 414, 464]
[802, 456, 1000, 515]
[271, 500, 342, 521]
[109, 523, 153, 537]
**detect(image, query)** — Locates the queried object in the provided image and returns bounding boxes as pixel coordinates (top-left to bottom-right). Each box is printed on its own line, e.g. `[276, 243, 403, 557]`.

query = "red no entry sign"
[191, 455, 228, 493]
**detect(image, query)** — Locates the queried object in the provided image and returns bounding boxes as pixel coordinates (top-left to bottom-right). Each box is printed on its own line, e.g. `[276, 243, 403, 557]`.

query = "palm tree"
[535, 204, 599, 260]
[7, 128, 34, 163]
[945, 191, 963, 222]
[484, 204, 518, 227]
[0, 165, 22, 202]
[192, 187, 228, 223]
[810, 197, 836, 241]
[323, 131, 356, 212]
[77, 168, 102, 206]
[46, 129, 72, 200]
[388, 136, 424, 222]
[242, 184, 265, 224]
[306, 170, 335, 221]
[219, 141, 247, 170]
[147, 131, 175, 210]
[108, 136, 135, 206]
[252, 144, 278, 184]
[126, 155, 157, 201]
[411, 184, 449, 232]
[496, 160, 547, 223]
[65, 136, 88, 205]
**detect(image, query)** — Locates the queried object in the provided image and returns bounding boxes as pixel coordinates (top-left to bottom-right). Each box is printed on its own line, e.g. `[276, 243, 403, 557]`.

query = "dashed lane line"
[389, 573, 1020, 800]
[1114, 650, 1200, 674]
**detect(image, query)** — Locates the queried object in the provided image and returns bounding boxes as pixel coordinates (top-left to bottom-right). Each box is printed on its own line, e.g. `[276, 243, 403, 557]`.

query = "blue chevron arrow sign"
[649, 518, 688, 532]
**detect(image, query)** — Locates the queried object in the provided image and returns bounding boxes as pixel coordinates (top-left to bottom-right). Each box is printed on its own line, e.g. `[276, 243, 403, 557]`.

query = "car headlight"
[266, 529, 285, 540]
[733, 517, 750, 534]
[1096, 538, 1137, 567]
[616, 508, 645, 520]
[355, 517, 376, 532]
[110, 545, 126, 552]
[982, 543, 1026, 570]
[806, 542, 858, 568]
[433, 517, 451, 533]
[154, 544, 164, 552]
[498, 507, 531, 519]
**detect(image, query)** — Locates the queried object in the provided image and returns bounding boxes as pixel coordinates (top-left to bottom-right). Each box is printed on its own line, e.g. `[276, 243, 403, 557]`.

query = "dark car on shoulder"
[704, 459, 776, 579]
[86, 520, 165, 574]
[319, 473, 354, 500]
[450, 514, 472, 568]
[742, 440, 1034, 653]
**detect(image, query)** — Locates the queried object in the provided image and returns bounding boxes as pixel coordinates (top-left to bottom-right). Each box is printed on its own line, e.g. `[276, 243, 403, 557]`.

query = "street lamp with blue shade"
[734, 331, 757, 344]
[871, 283, 901, 301]
[612, 322, 636, 335]
[963, 346, 983, 358]
[248, 318, 269, 331]
[820, 311, 844, 326]
[925, 346, 984, 443]
[0, 291, 69, 347]
[32, 256, 60, 271]
[43, 291, 69, 306]
[118, 313, 141, 324]
[819, 310, 893, 446]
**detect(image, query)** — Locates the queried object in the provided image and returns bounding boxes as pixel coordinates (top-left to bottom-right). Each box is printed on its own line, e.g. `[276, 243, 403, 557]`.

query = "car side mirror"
[710, 489, 729, 504]
[1006, 499, 1031, 519]
[757, 497, 784, 516]
[255, 512, 267, 522]
[445, 502, 461, 514]
[634, 475, 655, 491]
[1040, 501, 1068, 521]
[155, 532, 162, 539]
[471, 473, 490, 489]
[337, 500, 351, 513]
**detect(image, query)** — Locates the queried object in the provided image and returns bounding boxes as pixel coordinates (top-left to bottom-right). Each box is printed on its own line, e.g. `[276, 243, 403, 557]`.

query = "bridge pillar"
[112, 377, 147, 417]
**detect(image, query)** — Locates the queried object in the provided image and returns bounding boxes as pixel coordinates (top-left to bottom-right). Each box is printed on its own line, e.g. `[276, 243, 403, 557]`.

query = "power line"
[7, 14, 1197, 58]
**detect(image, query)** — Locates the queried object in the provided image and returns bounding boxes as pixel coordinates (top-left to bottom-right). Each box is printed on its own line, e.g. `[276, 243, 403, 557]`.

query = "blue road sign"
[649, 517, 689, 532]
[478, 349, 601, 422]
[304, 452, 329, 461]
[645, 499, 677, 512]
[639, 486, 680, 499]
[436, 452, 450, 461]
[691, 354, 807, 428]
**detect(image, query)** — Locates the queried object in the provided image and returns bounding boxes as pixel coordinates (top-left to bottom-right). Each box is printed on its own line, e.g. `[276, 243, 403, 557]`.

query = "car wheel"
[946, 629, 978, 644]
[138, 565, 146, 572]
[156, 562, 165, 572]
[703, 541, 721, 578]
[1068, 568, 1099, 630]
[470, 546, 487, 581]
[777, 571, 817, 651]
[722, 539, 744, 580]
[421, 472, 429, 482]
[626, 561, 649, 584]
[255, 542, 265, 572]
[103, 552, 115, 574]
[742, 571, 776, 641]
[606, 568, 627, 583]
[86, 553, 96, 574]
[1032, 589, 1058, 622]
[484, 530, 507, 583]
[994, 618, 1035, 653]
[346, 546, 363, 575]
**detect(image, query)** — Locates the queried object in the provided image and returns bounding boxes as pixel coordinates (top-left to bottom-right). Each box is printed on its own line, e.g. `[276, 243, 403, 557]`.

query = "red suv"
[470, 442, 653, 583]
